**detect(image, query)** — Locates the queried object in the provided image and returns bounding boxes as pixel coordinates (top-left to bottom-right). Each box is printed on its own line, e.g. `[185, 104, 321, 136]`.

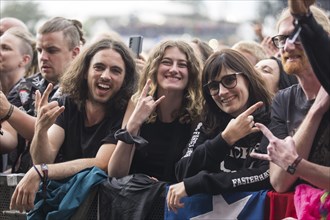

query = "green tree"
[1, 1, 46, 34]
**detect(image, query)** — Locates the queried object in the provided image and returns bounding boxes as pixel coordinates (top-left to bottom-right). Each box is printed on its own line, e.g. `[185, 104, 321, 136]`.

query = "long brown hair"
[61, 38, 138, 115]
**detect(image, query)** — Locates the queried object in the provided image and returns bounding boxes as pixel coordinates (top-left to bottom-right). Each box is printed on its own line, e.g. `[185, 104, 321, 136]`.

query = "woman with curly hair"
[107, 39, 203, 183]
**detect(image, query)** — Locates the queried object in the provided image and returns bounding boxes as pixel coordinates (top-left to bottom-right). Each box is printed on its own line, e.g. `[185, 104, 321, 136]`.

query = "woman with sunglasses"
[167, 49, 273, 212]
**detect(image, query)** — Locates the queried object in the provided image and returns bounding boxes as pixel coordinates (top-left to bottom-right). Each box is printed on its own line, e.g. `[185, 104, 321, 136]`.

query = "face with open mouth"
[87, 48, 125, 104]
[278, 17, 310, 76]
[157, 46, 189, 95]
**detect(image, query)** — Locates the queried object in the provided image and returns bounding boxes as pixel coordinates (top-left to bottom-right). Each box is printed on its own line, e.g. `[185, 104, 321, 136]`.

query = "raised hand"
[288, 0, 315, 15]
[221, 101, 263, 145]
[126, 79, 165, 132]
[34, 83, 65, 132]
[250, 123, 298, 171]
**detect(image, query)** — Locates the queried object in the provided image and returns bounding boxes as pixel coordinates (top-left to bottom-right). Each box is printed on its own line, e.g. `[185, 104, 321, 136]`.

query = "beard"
[281, 51, 309, 76]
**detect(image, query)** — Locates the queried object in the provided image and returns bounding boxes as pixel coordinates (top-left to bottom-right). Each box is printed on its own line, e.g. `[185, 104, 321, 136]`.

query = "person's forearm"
[0, 122, 18, 153]
[270, 107, 324, 192]
[30, 129, 54, 164]
[7, 107, 36, 140]
[295, 159, 330, 191]
[36, 158, 103, 180]
[107, 140, 135, 178]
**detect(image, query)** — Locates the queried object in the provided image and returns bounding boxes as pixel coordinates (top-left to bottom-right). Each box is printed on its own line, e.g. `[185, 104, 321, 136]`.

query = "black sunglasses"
[204, 72, 243, 96]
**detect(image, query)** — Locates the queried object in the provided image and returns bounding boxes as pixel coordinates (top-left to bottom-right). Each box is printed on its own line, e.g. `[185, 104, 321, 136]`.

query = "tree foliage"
[1, 1, 46, 34]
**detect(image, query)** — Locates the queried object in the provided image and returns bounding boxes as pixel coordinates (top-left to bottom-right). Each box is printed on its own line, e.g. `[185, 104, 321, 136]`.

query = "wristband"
[40, 163, 48, 182]
[0, 104, 14, 122]
[33, 164, 43, 180]
[40, 163, 48, 201]
[114, 128, 148, 147]
[287, 155, 302, 175]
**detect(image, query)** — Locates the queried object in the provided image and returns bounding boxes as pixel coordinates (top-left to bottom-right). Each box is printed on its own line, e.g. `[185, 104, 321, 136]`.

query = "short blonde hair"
[276, 5, 330, 33]
[232, 40, 267, 64]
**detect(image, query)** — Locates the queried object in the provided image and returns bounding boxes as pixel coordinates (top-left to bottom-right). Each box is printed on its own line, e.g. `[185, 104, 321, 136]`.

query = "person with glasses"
[288, 0, 330, 94]
[257, 4, 330, 194]
[166, 49, 273, 212]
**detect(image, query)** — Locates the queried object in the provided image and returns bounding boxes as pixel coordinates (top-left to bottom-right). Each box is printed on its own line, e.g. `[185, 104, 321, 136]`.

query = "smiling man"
[10, 38, 138, 213]
[261, 5, 330, 193]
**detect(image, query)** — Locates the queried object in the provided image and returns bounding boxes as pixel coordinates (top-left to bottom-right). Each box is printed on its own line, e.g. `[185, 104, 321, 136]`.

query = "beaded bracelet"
[114, 128, 148, 147]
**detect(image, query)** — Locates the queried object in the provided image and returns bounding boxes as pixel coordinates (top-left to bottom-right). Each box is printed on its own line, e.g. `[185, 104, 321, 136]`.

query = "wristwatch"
[286, 156, 302, 175]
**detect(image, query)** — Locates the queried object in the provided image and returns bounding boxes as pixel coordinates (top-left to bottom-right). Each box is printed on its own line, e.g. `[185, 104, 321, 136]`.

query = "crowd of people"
[0, 0, 329, 219]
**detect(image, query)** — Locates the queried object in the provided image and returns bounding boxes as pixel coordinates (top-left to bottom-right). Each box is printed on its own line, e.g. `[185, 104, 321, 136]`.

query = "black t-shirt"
[260, 84, 330, 166]
[129, 118, 192, 183]
[54, 97, 122, 162]
[8, 73, 59, 173]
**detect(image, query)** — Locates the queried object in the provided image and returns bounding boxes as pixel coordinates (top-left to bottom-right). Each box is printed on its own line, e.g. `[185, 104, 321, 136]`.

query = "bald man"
[0, 17, 28, 36]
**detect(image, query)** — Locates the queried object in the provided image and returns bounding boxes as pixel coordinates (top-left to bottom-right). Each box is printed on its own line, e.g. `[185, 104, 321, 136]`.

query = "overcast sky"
[1, 0, 259, 23]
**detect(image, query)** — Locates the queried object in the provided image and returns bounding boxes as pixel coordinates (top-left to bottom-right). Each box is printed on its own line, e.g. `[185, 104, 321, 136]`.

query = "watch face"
[287, 166, 295, 175]
[41, 163, 48, 170]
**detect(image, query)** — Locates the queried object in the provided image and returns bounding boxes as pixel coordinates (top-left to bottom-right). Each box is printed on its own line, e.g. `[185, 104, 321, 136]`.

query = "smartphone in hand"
[129, 35, 143, 58]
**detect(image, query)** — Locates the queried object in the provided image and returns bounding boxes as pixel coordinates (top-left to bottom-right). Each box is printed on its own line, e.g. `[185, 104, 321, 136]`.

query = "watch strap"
[287, 156, 302, 175]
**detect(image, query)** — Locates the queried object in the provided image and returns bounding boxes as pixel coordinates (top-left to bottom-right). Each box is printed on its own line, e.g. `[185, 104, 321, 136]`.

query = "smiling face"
[278, 17, 310, 77]
[211, 67, 250, 117]
[255, 58, 280, 94]
[87, 48, 126, 105]
[156, 46, 189, 94]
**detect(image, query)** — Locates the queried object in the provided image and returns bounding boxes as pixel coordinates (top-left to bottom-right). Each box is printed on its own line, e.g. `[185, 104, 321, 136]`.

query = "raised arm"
[108, 79, 165, 177]
[269, 87, 329, 192]
[251, 122, 330, 191]
[0, 91, 36, 140]
[30, 85, 65, 164]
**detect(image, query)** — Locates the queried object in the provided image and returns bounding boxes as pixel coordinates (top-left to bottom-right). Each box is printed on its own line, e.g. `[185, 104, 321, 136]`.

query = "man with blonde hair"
[260, 3, 330, 193]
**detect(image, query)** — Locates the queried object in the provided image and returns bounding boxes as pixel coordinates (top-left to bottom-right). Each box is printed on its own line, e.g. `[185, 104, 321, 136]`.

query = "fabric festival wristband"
[114, 128, 148, 147]
[33, 164, 43, 180]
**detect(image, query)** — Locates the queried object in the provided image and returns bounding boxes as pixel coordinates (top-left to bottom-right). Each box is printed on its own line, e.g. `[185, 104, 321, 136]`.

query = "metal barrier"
[0, 174, 165, 220]
[0, 173, 27, 220]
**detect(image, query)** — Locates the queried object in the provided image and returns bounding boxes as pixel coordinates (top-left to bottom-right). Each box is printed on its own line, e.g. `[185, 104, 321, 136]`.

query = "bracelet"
[40, 163, 48, 182]
[40, 163, 48, 201]
[0, 104, 14, 122]
[114, 128, 148, 147]
[286, 155, 302, 175]
[33, 164, 43, 180]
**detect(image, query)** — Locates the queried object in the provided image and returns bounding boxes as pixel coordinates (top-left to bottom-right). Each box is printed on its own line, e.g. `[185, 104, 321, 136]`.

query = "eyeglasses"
[204, 72, 243, 96]
[271, 34, 301, 49]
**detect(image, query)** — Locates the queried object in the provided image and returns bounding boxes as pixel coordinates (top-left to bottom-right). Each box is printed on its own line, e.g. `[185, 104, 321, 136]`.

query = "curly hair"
[202, 49, 272, 134]
[60, 38, 138, 115]
[132, 39, 203, 124]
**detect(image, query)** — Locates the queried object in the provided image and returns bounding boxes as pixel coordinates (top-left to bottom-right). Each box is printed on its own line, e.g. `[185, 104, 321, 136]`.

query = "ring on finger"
[247, 115, 254, 122]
